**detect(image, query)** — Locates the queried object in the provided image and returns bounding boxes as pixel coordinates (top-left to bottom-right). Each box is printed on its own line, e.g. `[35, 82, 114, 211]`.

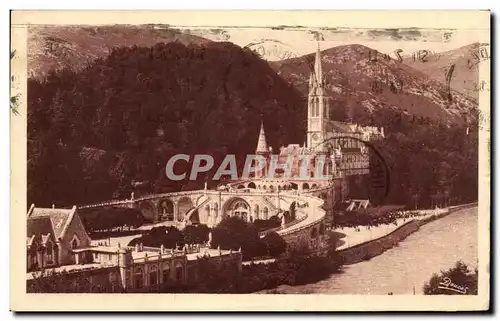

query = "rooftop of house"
[27, 205, 77, 240]
[27, 216, 56, 247]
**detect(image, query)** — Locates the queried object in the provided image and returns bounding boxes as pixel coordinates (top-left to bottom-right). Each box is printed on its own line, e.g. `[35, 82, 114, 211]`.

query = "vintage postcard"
[10, 10, 490, 311]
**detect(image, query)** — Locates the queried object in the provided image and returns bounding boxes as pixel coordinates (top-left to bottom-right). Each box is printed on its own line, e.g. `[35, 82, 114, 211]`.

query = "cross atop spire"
[255, 119, 269, 154]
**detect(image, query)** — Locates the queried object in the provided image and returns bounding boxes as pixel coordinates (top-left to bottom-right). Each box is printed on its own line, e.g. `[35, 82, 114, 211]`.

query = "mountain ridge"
[270, 43, 478, 124]
[28, 25, 212, 81]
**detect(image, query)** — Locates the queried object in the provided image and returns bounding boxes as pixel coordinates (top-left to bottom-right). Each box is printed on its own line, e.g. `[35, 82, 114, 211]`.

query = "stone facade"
[27, 205, 92, 271]
[27, 244, 243, 293]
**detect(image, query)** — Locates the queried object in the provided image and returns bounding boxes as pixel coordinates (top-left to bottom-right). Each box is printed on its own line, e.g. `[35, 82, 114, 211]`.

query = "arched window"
[46, 241, 54, 264]
[162, 265, 170, 283]
[71, 236, 79, 249]
[31, 250, 38, 268]
[175, 263, 183, 281]
[248, 182, 256, 189]
[254, 205, 260, 220]
[149, 265, 158, 286]
[135, 267, 144, 289]
[159, 200, 174, 221]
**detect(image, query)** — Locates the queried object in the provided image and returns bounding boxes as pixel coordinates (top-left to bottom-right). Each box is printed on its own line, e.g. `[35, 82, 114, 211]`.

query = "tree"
[211, 216, 264, 260]
[184, 224, 210, 244]
[262, 231, 287, 257]
[423, 261, 478, 295]
[129, 226, 184, 249]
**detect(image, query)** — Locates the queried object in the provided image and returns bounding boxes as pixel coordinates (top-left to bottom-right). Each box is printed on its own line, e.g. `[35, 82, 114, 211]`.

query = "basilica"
[253, 44, 385, 181]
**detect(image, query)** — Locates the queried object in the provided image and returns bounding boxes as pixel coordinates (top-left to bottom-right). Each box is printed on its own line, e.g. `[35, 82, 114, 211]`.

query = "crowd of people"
[333, 208, 430, 229]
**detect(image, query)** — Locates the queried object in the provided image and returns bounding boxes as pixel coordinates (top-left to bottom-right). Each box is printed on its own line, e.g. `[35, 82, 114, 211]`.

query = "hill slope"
[402, 43, 488, 101]
[270, 44, 478, 123]
[28, 41, 306, 206]
[28, 25, 212, 80]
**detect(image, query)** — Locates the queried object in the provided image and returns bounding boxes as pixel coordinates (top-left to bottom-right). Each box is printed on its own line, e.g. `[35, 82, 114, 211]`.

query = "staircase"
[184, 195, 212, 222]
[262, 196, 279, 214]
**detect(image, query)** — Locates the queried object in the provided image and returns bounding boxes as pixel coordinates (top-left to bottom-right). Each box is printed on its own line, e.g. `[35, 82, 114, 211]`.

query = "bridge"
[79, 177, 347, 249]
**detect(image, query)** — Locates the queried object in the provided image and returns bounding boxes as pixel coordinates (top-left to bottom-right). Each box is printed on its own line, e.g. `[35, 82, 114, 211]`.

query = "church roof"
[326, 120, 356, 133]
[27, 216, 56, 247]
[27, 205, 77, 240]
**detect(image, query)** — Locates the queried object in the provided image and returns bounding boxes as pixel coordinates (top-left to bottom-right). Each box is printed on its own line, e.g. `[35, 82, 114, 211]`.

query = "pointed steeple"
[256, 119, 269, 154]
[314, 42, 323, 88]
[306, 41, 329, 151]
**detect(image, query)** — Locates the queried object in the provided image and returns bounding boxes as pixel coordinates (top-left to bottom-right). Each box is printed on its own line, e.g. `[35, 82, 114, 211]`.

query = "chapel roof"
[27, 205, 77, 240]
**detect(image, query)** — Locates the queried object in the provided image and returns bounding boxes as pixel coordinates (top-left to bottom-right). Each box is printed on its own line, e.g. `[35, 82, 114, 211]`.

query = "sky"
[182, 27, 483, 61]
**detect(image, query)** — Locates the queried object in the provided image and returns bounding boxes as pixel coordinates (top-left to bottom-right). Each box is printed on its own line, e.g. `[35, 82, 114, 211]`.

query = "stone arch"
[158, 199, 174, 221]
[162, 264, 170, 283]
[312, 183, 318, 189]
[177, 197, 194, 221]
[223, 197, 251, 222]
[248, 182, 257, 189]
[139, 201, 156, 222]
[311, 227, 318, 238]
[303, 183, 310, 190]
[290, 182, 298, 190]
[254, 204, 260, 220]
[237, 184, 245, 189]
[175, 261, 183, 281]
[262, 207, 269, 220]
[195, 194, 206, 206]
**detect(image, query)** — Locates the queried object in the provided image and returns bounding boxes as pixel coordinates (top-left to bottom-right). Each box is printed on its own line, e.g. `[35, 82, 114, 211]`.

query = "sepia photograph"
[10, 10, 490, 311]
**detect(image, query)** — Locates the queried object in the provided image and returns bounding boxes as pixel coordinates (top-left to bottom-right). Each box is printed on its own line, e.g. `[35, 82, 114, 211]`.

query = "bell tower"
[307, 43, 329, 152]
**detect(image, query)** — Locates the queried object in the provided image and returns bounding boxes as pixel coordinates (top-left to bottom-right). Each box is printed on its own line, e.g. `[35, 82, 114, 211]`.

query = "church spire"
[255, 119, 269, 154]
[314, 42, 323, 88]
[306, 41, 328, 151]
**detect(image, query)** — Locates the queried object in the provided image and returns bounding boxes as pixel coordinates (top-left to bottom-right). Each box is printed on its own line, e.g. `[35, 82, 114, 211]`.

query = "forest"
[27, 41, 305, 207]
[27, 41, 478, 209]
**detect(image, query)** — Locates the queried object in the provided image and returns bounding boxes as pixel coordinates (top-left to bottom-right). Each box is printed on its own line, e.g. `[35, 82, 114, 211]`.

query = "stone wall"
[281, 221, 328, 251]
[338, 220, 420, 265]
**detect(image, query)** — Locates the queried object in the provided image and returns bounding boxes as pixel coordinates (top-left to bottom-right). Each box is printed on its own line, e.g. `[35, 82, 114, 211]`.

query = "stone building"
[254, 43, 385, 180]
[27, 205, 92, 271]
[27, 206, 243, 292]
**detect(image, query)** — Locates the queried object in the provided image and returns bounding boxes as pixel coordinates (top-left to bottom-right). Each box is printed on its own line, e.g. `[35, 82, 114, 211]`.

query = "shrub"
[262, 231, 287, 257]
[423, 261, 478, 295]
